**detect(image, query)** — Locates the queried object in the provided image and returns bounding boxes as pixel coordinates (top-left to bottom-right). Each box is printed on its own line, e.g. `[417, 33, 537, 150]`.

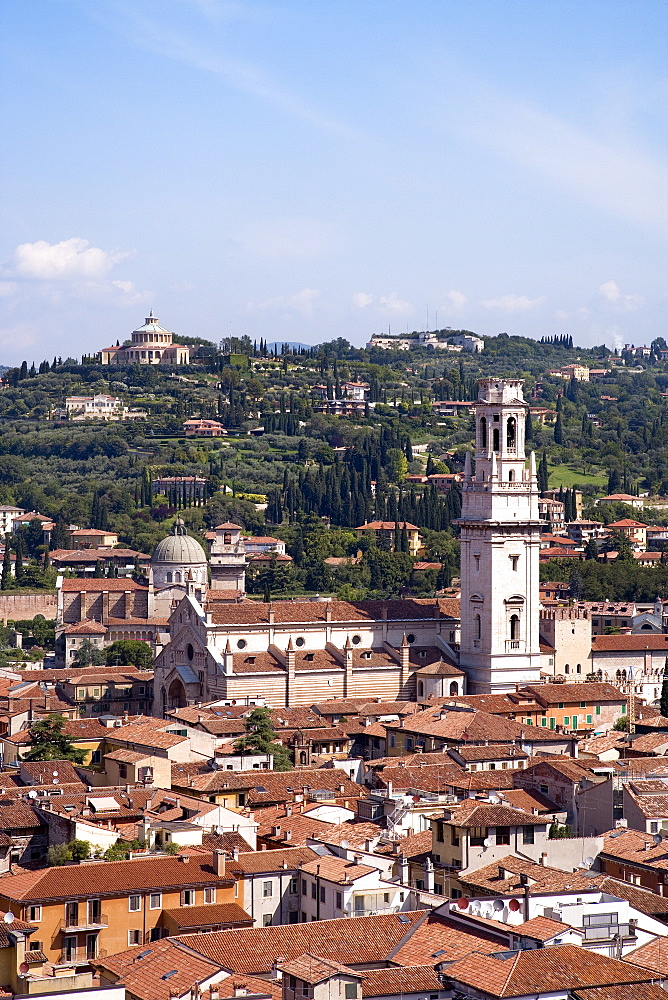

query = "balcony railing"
[506, 640, 521, 651]
[584, 924, 636, 942]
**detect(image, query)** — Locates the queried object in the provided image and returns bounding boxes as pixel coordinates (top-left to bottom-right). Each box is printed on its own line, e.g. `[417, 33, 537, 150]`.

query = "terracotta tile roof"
[228, 846, 317, 875]
[573, 986, 667, 1000]
[496, 788, 560, 813]
[513, 915, 573, 941]
[626, 935, 668, 975]
[372, 763, 466, 794]
[61, 579, 147, 592]
[200, 831, 255, 854]
[444, 945, 654, 997]
[256, 809, 331, 845]
[461, 854, 605, 896]
[280, 954, 357, 984]
[207, 598, 459, 627]
[599, 827, 668, 871]
[177, 911, 428, 973]
[172, 765, 362, 804]
[523, 682, 625, 705]
[307, 821, 383, 850]
[204, 977, 283, 1000]
[0, 800, 42, 830]
[397, 706, 537, 743]
[375, 830, 432, 859]
[93, 938, 223, 1000]
[387, 913, 504, 965]
[0, 852, 235, 901]
[19, 761, 82, 784]
[451, 745, 528, 762]
[161, 901, 252, 928]
[628, 732, 668, 753]
[62, 620, 108, 635]
[442, 799, 547, 828]
[299, 856, 377, 883]
[598, 876, 668, 917]
[361, 966, 444, 995]
[593, 634, 668, 651]
[624, 779, 668, 818]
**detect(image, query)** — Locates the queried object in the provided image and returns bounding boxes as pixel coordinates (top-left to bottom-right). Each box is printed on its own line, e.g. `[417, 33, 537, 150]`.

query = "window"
[549, 718, 556, 730]
[204, 888, 216, 904]
[580, 701, 586, 708]
[289, 878, 298, 894]
[405, 738, 413, 751]
[118, 763, 128, 779]
[558, 702, 564, 709]
[523, 825, 535, 845]
[29, 941, 42, 952]
[319, 886, 326, 903]
[510, 556, 519, 571]
[587, 715, 593, 725]
[27, 904, 41, 922]
[181, 890, 195, 906]
[336, 891, 343, 909]
[436, 822, 444, 843]
[474, 555, 480, 571]
[295, 637, 305, 647]
[128, 895, 141, 912]
[541, 717, 547, 727]
[78, 689, 85, 699]
[470, 826, 487, 847]
[345, 986, 358, 999]
[262, 914, 272, 926]
[495, 826, 511, 846]
[563, 717, 570, 727]
[302, 879, 307, 895]
[621, 705, 627, 714]
[311, 883, 317, 899]
[451, 826, 460, 847]
[149, 893, 161, 909]
[509, 615, 519, 641]
[650, 822, 659, 834]
[128, 930, 141, 946]
[262, 881, 273, 898]
[596, 705, 601, 715]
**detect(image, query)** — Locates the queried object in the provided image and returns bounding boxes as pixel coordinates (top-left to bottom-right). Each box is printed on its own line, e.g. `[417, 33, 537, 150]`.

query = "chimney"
[232, 847, 239, 861]
[271, 958, 285, 981]
[268, 604, 274, 625]
[213, 849, 226, 876]
[325, 605, 332, 622]
[539, 853, 548, 866]
[497, 866, 506, 880]
[180, 854, 190, 863]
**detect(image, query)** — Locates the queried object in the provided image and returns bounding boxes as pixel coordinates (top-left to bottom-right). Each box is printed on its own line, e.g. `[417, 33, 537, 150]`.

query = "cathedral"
[152, 378, 543, 712]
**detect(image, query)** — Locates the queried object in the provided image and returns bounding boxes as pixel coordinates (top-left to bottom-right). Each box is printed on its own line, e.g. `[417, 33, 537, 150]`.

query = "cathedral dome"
[151, 519, 208, 588]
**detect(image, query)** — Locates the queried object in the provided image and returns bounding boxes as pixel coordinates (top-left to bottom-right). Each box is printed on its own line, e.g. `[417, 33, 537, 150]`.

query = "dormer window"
[304, 652, 315, 662]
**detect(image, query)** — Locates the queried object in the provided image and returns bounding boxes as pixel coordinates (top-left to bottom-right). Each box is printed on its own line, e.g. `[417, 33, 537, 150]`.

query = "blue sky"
[0, 0, 666, 364]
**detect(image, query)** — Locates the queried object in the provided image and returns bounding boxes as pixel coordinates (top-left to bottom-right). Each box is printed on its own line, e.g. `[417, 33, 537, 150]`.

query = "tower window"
[510, 556, 519, 571]
[509, 615, 520, 641]
[507, 417, 516, 449]
[480, 416, 487, 448]
[474, 555, 480, 571]
[493, 429, 500, 452]
[475, 614, 481, 639]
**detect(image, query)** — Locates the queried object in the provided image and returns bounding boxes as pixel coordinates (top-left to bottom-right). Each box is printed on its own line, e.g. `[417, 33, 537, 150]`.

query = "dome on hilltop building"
[150, 518, 208, 588]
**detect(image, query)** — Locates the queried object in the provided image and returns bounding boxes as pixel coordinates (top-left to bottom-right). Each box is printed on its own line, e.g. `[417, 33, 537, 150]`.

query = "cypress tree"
[661, 660, 668, 720]
[1, 544, 12, 589]
[554, 413, 563, 445]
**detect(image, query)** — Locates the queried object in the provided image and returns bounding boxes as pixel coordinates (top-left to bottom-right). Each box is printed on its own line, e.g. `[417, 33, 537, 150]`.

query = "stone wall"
[0, 592, 57, 623]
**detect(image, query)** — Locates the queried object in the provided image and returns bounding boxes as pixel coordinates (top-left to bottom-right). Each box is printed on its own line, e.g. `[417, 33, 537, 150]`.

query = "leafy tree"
[104, 639, 153, 669]
[25, 714, 86, 763]
[613, 716, 629, 731]
[73, 638, 105, 667]
[47, 839, 91, 865]
[235, 706, 293, 770]
[1, 545, 11, 590]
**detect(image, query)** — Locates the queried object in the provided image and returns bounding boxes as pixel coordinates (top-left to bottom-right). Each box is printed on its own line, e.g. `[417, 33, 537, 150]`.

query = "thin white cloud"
[92, 3, 354, 139]
[0, 238, 148, 305]
[353, 292, 374, 308]
[247, 288, 321, 319]
[443, 289, 467, 310]
[482, 294, 544, 312]
[378, 292, 413, 315]
[469, 98, 667, 235]
[11, 238, 127, 281]
[598, 280, 644, 312]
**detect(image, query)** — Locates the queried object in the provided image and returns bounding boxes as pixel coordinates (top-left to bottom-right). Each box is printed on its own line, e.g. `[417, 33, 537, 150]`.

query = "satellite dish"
[489, 794, 500, 804]
[483, 837, 493, 848]
[654, 834, 663, 846]
[493, 899, 505, 911]
[52, 771, 58, 777]
[19, 963, 29, 975]
[584, 857, 595, 868]
[52, 778, 59, 785]
[508, 898, 521, 912]
[27, 790, 37, 799]
[4, 912, 15, 924]
[456, 897, 469, 910]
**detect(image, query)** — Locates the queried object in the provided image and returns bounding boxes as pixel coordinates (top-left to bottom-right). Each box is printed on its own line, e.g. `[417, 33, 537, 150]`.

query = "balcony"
[506, 640, 521, 651]
[583, 923, 636, 942]
[60, 912, 108, 933]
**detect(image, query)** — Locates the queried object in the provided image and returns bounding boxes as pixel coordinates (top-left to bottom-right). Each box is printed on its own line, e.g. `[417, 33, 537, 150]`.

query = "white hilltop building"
[458, 377, 542, 693]
[98, 311, 190, 365]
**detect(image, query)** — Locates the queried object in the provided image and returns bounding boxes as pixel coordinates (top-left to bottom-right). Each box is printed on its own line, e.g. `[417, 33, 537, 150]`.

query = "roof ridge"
[384, 909, 429, 960]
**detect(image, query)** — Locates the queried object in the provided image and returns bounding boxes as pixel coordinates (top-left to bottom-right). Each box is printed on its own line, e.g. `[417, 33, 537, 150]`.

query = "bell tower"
[458, 378, 542, 693]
